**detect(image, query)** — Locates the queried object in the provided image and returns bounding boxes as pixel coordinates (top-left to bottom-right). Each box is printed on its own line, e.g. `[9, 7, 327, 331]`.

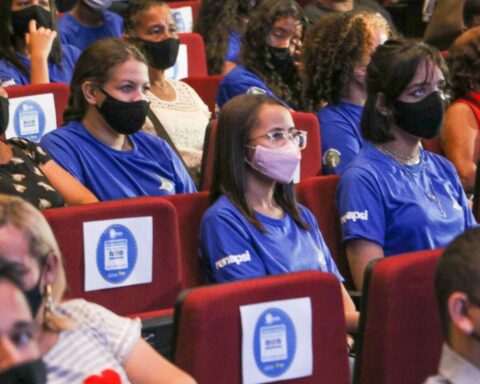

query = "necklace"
[376, 144, 421, 165]
[399, 162, 447, 218]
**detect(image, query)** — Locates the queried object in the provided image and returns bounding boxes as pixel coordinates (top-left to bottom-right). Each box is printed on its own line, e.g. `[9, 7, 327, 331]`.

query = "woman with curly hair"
[440, 27, 480, 193]
[302, 10, 390, 174]
[216, 0, 304, 110]
[194, 0, 260, 75]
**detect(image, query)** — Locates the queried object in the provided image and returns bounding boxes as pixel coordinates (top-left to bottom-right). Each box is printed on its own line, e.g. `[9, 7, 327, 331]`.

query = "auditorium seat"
[167, 0, 200, 23]
[296, 175, 355, 290]
[179, 33, 208, 77]
[42, 197, 183, 316]
[182, 75, 223, 114]
[173, 271, 351, 384]
[6, 82, 70, 127]
[353, 248, 444, 384]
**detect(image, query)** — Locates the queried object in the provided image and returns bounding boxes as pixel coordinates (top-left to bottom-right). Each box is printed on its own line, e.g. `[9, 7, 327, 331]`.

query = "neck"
[344, 80, 367, 106]
[376, 126, 421, 165]
[318, 0, 354, 11]
[72, 2, 104, 27]
[83, 107, 132, 151]
[149, 66, 166, 87]
[450, 331, 480, 370]
[245, 169, 279, 214]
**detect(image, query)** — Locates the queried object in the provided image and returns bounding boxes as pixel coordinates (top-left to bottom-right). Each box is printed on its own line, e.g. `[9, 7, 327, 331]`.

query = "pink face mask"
[246, 141, 301, 184]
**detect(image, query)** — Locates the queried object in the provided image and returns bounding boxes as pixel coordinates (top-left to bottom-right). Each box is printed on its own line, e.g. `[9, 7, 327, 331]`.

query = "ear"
[82, 81, 99, 106]
[353, 65, 366, 81]
[375, 92, 389, 116]
[448, 292, 475, 335]
[42, 252, 59, 288]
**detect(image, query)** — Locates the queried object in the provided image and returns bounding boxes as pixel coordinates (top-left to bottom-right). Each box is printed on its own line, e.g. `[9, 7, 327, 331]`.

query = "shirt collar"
[438, 343, 480, 384]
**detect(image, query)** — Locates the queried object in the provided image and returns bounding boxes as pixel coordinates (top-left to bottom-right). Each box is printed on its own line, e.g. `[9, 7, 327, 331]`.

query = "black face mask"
[12, 6, 53, 37]
[268, 46, 296, 80]
[392, 91, 445, 139]
[0, 359, 47, 384]
[0, 96, 9, 135]
[25, 273, 43, 318]
[96, 88, 150, 135]
[140, 38, 180, 70]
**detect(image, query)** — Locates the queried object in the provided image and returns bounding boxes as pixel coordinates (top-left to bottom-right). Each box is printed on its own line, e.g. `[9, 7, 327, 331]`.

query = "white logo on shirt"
[340, 210, 369, 224]
[452, 199, 462, 211]
[215, 250, 252, 270]
[157, 176, 174, 192]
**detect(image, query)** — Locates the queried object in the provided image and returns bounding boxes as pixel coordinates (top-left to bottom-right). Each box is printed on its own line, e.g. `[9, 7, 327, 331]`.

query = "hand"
[25, 20, 56, 60]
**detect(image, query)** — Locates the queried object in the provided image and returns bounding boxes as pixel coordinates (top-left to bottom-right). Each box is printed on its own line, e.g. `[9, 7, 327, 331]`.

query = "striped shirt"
[44, 299, 140, 384]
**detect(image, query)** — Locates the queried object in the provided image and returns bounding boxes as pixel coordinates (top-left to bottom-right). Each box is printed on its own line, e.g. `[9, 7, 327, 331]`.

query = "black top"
[0, 138, 65, 209]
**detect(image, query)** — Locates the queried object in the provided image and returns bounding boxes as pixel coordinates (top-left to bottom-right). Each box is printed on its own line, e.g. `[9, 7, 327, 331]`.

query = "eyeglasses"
[250, 129, 308, 150]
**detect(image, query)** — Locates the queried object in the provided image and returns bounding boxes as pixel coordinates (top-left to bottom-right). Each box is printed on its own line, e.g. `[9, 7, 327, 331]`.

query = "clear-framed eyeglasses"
[250, 129, 308, 150]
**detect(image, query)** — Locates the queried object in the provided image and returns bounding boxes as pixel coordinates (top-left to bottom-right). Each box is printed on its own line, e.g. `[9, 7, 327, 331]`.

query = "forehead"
[108, 58, 149, 83]
[134, 4, 174, 28]
[0, 280, 31, 330]
[271, 16, 300, 33]
[253, 103, 294, 134]
[405, 59, 444, 88]
[0, 224, 32, 265]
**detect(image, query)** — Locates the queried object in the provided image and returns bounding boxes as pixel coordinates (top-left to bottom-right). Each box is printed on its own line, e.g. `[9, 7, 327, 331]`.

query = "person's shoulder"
[202, 196, 243, 225]
[103, 10, 123, 23]
[57, 12, 75, 27]
[61, 43, 81, 61]
[42, 121, 84, 143]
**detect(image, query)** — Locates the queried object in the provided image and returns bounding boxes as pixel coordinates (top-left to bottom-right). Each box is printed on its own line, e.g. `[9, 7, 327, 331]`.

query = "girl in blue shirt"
[200, 93, 359, 333]
[0, 0, 80, 86]
[337, 39, 476, 290]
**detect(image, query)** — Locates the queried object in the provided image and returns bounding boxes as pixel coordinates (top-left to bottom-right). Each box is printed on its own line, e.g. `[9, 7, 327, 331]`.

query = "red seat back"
[182, 75, 223, 114]
[422, 137, 445, 156]
[354, 249, 444, 384]
[162, 192, 210, 289]
[295, 175, 354, 289]
[42, 197, 183, 316]
[178, 33, 208, 77]
[173, 271, 351, 384]
[167, 0, 200, 22]
[6, 82, 70, 126]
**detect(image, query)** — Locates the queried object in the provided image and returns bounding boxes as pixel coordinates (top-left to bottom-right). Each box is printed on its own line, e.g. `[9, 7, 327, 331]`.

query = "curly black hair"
[241, 0, 304, 110]
[194, 0, 260, 75]
[447, 27, 480, 100]
[302, 10, 391, 112]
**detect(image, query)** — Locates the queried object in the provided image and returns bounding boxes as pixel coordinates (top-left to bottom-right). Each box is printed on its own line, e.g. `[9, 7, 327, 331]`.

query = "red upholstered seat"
[42, 197, 183, 316]
[6, 82, 70, 127]
[295, 175, 354, 289]
[173, 271, 351, 384]
[353, 248, 444, 384]
[162, 191, 210, 289]
[182, 75, 223, 114]
[167, 0, 201, 22]
[178, 33, 208, 77]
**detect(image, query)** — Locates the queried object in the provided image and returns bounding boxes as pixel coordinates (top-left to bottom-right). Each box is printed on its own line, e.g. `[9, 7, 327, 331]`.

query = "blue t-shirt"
[200, 195, 343, 284]
[318, 101, 364, 175]
[216, 65, 290, 108]
[58, 11, 123, 52]
[0, 44, 80, 87]
[337, 142, 476, 256]
[224, 31, 241, 63]
[40, 120, 196, 201]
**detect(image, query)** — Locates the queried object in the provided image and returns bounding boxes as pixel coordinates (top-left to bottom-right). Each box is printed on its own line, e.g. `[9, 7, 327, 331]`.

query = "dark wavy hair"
[302, 10, 391, 112]
[123, 0, 167, 35]
[211, 93, 308, 232]
[464, 0, 480, 28]
[63, 39, 147, 123]
[447, 27, 480, 100]
[0, 0, 62, 79]
[241, 0, 304, 110]
[194, 0, 260, 75]
[361, 38, 448, 143]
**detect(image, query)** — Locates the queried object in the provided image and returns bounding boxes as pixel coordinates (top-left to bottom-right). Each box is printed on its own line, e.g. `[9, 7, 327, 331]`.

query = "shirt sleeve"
[40, 131, 84, 183]
[0, 59, 25, 86]
[9, 137, 52, 166]
[337, 166, 386, 247]
[200, 211, 267, 283]
[65, 299, 141, 365]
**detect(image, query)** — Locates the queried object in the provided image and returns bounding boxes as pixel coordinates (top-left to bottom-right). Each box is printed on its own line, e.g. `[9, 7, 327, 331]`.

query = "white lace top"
[144, 80, 211, 177]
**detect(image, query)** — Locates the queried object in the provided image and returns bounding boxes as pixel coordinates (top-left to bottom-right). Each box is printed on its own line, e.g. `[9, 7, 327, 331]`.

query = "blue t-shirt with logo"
[318, 101, 364, 175]
[40, 120, 196, 201]
[337, 142, 476, 256]
[58, 11, 123, 52]
[200, 195, 343, 283]
[0, 44, 80, 87]
[216, 65, 290, 108]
